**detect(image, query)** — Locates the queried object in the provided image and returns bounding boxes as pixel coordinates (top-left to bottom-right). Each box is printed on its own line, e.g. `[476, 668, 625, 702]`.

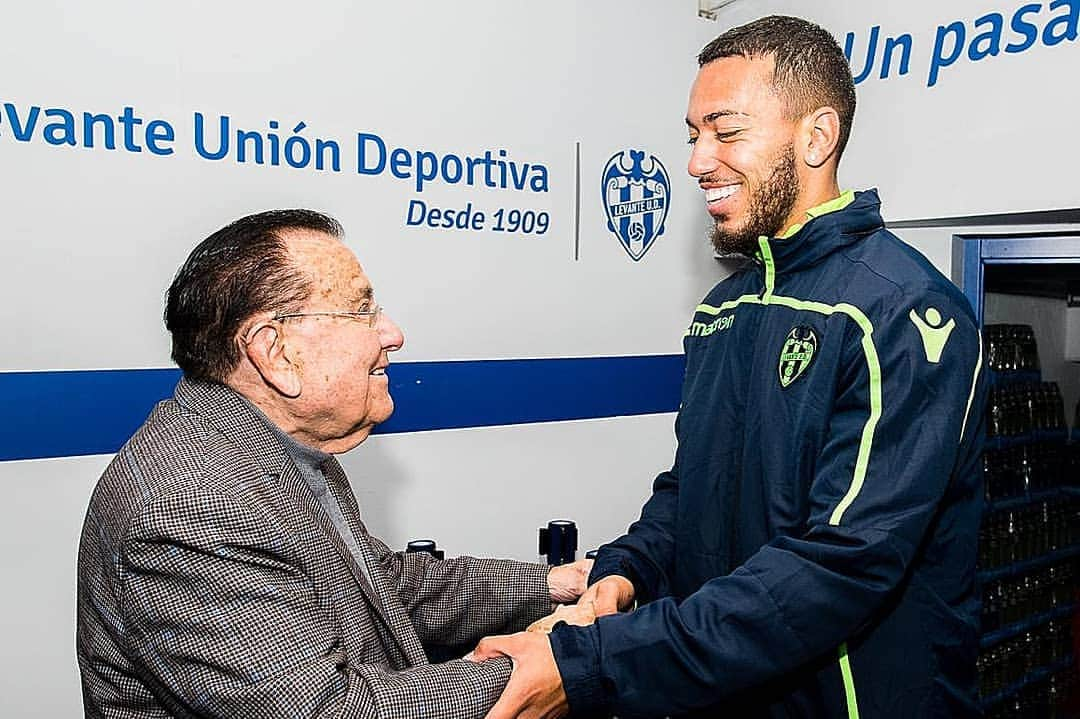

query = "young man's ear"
[242, 322, 302, 398]
[802, 106, 841, 168]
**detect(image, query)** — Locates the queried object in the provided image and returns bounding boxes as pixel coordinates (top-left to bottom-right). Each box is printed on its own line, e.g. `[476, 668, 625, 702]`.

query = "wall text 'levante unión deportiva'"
[0, 102, 553, 234]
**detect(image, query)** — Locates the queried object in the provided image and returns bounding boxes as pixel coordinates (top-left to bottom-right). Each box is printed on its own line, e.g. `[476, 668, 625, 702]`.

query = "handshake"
[525, 562, 636, 634]
[465, 559, 637, 719]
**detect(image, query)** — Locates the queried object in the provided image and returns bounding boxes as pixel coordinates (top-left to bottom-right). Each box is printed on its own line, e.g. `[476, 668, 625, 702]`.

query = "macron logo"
[687, 314, 735, 338]
[909, 306, 955, 363]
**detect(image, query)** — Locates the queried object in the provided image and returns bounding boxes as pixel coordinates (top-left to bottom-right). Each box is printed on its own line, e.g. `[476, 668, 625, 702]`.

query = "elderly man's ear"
[242, 323, 303, 398]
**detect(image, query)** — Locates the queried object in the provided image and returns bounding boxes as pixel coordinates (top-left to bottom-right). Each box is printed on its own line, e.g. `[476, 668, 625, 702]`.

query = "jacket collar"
[754, 188, 885, 284]
[172, 377, 293, 478]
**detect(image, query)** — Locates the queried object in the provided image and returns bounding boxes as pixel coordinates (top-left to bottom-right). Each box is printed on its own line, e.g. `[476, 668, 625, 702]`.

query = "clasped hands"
[467, 562, 635, 719]
[527, 568, 635, 634]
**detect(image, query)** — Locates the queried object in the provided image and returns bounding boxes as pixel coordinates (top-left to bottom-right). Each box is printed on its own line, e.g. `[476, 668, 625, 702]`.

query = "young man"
[475, 16, 987, 718]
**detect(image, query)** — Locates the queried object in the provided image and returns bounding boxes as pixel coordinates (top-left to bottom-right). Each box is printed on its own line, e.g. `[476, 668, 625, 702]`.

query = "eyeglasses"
[273, 305, 383, 328]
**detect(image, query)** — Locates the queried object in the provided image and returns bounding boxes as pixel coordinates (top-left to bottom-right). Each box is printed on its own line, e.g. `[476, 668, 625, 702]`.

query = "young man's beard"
[710, 144, 800, 257]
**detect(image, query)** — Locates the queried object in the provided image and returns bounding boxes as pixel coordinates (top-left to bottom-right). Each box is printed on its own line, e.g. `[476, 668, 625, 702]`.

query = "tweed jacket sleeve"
[368, 534, 552, 647]
[119, 485, 515, 718]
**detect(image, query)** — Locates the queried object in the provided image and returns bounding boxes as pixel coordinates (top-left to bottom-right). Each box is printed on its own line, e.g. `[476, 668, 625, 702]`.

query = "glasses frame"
[272, 305, 383, 329]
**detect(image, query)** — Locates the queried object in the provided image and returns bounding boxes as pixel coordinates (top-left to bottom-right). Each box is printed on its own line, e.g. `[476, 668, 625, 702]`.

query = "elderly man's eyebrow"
[348, 287, 374, 305]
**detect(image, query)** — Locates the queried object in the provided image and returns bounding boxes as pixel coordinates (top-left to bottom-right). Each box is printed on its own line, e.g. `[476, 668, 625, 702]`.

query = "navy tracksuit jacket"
[550, 190, 988, 718]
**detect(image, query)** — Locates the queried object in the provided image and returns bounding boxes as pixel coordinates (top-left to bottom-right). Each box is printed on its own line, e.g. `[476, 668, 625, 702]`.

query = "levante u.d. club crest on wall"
[601, 149, 670, 261]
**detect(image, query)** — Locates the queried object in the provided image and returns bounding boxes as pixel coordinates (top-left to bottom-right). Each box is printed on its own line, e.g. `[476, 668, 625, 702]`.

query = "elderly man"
[76, 209, 588, 718]
[475, 15, 987, 719]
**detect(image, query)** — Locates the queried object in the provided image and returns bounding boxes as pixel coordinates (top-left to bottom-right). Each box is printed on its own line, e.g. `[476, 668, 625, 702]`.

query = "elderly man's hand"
[526, 599, 596, 634]
[470, 632, 568, 719]
[578, 574, 635, 617]
[546, 558, 593, 603]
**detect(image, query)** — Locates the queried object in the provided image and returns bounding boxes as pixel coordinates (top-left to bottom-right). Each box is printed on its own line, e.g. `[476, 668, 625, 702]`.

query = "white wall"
[0, 456, 107, 718]
[0, 1, 722, 372]
[0, 2, 722, 716]
[2, 1, 1078, 715]
[714, 0, 1080, 221]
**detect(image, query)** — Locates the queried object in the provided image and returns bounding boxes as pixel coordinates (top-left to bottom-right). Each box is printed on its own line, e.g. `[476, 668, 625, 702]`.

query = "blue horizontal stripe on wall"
[0, 354, 685, 462]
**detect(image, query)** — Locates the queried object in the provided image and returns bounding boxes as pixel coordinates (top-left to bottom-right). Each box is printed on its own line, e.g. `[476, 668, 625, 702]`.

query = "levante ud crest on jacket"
[779, 326, 818, 388]
[601, 149, 670, 261]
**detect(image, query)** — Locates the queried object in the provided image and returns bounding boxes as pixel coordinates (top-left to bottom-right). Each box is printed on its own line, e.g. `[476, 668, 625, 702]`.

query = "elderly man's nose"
[379, 313, 405, 351]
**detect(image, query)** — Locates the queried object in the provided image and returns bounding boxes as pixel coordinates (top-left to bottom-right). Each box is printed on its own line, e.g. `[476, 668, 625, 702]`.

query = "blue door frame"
[951, 235, 1080, 324]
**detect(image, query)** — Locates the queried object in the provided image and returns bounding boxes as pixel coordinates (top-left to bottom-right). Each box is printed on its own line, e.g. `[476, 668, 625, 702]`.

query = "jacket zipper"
[727, 242, 774, 573]
[756, 237, 776, 302]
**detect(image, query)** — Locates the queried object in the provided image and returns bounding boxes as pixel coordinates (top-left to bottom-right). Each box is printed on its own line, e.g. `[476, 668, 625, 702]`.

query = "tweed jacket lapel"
[172, 378, 414, 665]
[323, 458, 429, 667]
[276, 456, 416, 667]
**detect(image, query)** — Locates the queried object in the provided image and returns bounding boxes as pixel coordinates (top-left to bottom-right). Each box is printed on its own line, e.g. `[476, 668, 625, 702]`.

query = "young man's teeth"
[370, 368, 386, 376]
[705, 185, 739, 202]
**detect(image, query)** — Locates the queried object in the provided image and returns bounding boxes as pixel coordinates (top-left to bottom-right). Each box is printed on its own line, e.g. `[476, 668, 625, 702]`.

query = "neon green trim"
[777, 190, 856, 239]
[960, 332, 983, 442]
[695, 294, 761, 315]
[806, 190, 856, 219]
[758, 237, 775, 302]
[692, 292, 881, 527]
[778, 222, 804, 240]
[839, 643, 861, 719]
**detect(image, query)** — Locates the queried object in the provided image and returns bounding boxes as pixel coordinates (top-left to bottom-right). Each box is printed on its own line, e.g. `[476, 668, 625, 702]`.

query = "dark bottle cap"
[538, 519, 578, 566]
[406, 539, 444, 560]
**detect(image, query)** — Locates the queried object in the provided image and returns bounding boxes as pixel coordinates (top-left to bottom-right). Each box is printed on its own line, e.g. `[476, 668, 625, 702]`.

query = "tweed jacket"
[76, 378, 551, 718]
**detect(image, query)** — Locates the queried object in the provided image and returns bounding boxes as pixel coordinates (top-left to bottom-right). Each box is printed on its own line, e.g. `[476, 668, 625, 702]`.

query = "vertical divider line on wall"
[574, 140, 582, 261]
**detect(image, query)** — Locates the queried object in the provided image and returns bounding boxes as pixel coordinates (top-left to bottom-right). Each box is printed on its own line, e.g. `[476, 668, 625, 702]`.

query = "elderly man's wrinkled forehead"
[281, 228, 372, 306]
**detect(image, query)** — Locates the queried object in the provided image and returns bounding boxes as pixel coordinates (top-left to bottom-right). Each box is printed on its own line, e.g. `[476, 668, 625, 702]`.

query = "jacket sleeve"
[119, 487, 513, 719]
[365, 533, 552, 647]
[551, 287, 987, 716]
